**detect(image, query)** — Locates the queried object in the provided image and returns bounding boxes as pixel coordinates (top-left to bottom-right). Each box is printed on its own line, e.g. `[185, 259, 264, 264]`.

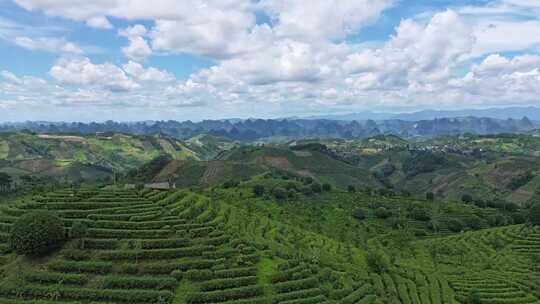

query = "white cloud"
[14, 36, 84, 54]
[49, 57, 139, 92]
[123, 61, 174, 82]
[86, 16, 113, 29]
[1, 71, 23, 84]
[122, 36, 152, 61]
[470, 20, 540, 56]
[7, 0, 540, 117]
[260, 0, 394, 41]
[119, 25, 152, 61]
[119, 24, 148, 38]
[343, 10, 474, 90]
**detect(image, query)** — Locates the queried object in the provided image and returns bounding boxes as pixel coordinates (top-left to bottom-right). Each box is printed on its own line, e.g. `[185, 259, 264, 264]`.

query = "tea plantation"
[0, 185, 537, 303]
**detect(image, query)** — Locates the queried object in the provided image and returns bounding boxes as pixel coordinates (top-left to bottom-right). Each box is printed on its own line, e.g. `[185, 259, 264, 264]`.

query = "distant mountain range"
[305, 106, 540, 121]
[1, 115, 537, 141]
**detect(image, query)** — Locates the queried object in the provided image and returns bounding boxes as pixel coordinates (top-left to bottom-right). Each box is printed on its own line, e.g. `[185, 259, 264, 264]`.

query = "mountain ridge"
[1, 116, 538, 142]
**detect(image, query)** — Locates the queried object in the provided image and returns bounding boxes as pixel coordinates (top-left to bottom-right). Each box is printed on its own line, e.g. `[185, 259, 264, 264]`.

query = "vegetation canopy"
[8, 210, 65, 256]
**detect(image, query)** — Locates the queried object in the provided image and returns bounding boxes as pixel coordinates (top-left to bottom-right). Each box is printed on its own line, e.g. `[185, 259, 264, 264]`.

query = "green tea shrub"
[8, 211, 65, 256]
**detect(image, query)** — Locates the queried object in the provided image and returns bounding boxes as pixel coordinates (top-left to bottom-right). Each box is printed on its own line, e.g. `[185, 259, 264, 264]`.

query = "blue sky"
[1, 0, 540, 122]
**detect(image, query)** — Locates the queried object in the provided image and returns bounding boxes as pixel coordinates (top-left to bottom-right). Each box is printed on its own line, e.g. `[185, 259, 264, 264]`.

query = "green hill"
[144, 145, 381, 190]
[0, 132, 235, 183]
[318, 134, 540, 205]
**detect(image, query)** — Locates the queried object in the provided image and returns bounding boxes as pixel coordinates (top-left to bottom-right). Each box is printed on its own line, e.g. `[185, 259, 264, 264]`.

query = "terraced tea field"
[414, 225, 540, 304]
[0, 188, 361, 303]
[0, 187, 537, 304]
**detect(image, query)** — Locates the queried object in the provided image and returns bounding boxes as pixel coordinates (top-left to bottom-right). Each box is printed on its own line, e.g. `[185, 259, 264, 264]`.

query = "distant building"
[144, 182, 176, 190]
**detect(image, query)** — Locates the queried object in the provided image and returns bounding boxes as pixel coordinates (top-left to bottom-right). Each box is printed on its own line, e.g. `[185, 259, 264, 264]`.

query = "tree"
[461, 194, 473, 203]
[252, 184, 265, 197]
[467, 289, 482, 304]
[464, 215, 483, 230]
[70, 221, 88, 249]
[272, 187, 288, 200]
[410, 207, 431, 221]
[447, 219, 464, 232]
[365, 250, 390, 274]
[0, 173, 12, 192]
[426, 192, 434, 201]
[310, 183, 322, 193]
[9, 211, 65, 256]
[347, 185, 356, 193]
[374, 207, 392, 219]
[322, 183, 332, 191]
[527, 203, 540, 226]
[301, 186, 313, 196]
[352, 208, 366, 220]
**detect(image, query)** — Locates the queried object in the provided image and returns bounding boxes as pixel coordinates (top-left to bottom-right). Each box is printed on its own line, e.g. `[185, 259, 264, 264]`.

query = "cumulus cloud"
[260, 0, 393, 41]
[86, 16, 113, 29]
[123, 61, 174, 82]
[14, 36, 84, 54]
[122, 36, 152, 61]
[49, 57, 139, 92]
[342, 10, 474, 91]
[7, 0, 540, 116]
[118, 25, 152, 61]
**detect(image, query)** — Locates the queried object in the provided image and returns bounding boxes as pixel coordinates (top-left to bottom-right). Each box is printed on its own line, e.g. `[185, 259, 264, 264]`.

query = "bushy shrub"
[347, 185, 356, 193]
[8, 211, 65, 256]
[487, 214, 507, 227]
[365, 250, 390, 274]
[252, 184, 265, 197]
[389, 217, 406, 230]
[427, 220, 440, 232]
[410, 208, 430, 221]
[426, 192, 434, 201]
[311, 183, 322, 193]
[284, 182, 299, 191]
[461, 194, 473, 203]
[464, 215, 483, 230]
[301, 186, 313, 196]
[351, 208, 365, 220]
[70, 221, 88, 239]
[272, 187, 288, 200]
[447, 219, 464, 232]
[223, 180, 240, 188]
[374, 207, 392, 219]
[467, 289, 482, 304]
[528, 203, 540, 226]
[510, 212, 527, 224]
[302, 177, 314, 185]
[322, 183, 332, 191]
[412, 229, 427, 237]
